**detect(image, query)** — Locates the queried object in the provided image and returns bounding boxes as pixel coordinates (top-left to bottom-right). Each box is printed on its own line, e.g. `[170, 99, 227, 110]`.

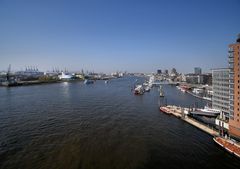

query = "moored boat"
[213, 137, 240, 159]
[144, 86, 150, 92]
[190, 106, 220, 117]
[134, 85, 144, 95]
[159, 106, 171, 115]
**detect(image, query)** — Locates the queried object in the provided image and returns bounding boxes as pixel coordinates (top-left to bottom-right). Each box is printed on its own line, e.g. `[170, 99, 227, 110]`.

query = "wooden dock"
[183, 116, 218, 136]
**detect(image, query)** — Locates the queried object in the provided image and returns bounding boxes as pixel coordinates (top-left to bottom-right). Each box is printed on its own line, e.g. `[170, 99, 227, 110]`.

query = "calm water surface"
[0, 77, 239, 169]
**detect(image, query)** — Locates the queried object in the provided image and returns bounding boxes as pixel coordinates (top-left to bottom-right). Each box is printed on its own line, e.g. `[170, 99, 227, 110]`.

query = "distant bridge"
[151, 81, 180, 85]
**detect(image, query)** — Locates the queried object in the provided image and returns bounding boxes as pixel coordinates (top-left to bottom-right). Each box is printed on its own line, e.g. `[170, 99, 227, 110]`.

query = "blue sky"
[0, 0, 239, 73]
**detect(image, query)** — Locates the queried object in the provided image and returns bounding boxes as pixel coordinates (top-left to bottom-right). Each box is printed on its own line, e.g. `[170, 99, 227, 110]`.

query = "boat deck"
[214, 137, 240, 158]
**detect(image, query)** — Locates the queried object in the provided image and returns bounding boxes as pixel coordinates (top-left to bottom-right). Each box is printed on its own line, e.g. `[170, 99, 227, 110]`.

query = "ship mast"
[6, 64, 11, 82]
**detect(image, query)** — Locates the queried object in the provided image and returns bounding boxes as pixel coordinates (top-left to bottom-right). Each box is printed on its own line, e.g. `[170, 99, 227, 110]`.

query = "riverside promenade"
[159, 105, 219, 136]
[159, 105, 240, 159]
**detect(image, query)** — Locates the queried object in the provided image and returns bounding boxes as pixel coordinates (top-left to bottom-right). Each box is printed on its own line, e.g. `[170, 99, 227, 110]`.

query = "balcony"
[229, 47, 234, 53]
[228, 57, 234, 63]
[228, 53, 234, 58]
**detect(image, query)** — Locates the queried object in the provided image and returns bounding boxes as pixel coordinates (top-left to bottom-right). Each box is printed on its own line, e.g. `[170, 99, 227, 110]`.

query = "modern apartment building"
[228, 34, 240, 140]
[194, 67, 202, 75]
[212, 68, 230, 117]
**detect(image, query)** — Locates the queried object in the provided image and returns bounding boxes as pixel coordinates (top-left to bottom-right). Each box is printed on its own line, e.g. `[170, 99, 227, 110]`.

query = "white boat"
[199, 106, 221, 113]
[144, 86, 150, 92]
[148, 75, 155, 87]
[203, 97, 212, 101]
[192, 88, 204, 94]
[143, 82, 148, 86]
[105, 80, 109, 84]
[58, 72, 73, 80]
[134, 85, 144, 95]
[190, 106, 221, 117]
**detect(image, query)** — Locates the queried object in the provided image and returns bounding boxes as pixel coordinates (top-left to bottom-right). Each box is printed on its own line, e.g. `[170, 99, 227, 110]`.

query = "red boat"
[159, 107, 171, 115]
[213, 137, 240, 159]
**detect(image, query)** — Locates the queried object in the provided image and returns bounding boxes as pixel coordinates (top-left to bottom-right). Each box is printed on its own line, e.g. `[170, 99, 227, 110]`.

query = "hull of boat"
[213, 137, 240, 159]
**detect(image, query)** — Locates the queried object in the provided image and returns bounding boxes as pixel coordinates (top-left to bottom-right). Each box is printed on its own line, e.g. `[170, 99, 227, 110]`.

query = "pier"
[160, 105, 219, 136]
[184, 116, 218, 136]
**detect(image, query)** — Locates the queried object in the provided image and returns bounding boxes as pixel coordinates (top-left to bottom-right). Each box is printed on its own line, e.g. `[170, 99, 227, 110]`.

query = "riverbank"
[0, 80, 61, 87]
[0, 79, 90, 87]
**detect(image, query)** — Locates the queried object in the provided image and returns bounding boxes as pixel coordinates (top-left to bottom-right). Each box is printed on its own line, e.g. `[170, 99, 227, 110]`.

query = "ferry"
[159, 106, 171, 115]
[190, 106, 220, 117]
[213, 137, 240, 159]
[58, 72, 73, 81]
[134, 85, 144, 95]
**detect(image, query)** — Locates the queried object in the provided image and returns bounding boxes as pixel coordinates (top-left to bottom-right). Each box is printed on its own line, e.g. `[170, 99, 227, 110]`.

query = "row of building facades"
[213, 34, 240, 140]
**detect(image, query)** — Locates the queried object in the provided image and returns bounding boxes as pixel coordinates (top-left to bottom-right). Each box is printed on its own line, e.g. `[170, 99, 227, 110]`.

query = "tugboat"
[159, 85, 164, 97]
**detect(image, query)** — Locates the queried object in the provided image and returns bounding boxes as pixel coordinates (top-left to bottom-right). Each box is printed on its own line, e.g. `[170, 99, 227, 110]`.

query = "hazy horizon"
[1, 0, 239, 73]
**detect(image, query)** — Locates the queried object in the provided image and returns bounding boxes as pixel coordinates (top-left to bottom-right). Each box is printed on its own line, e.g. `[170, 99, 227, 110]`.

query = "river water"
[0, 77, 239, 169]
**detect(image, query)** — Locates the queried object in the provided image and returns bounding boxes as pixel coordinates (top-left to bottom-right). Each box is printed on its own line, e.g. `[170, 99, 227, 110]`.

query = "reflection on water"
[62, 81, 70, 99]
[0, 77, 240, 169]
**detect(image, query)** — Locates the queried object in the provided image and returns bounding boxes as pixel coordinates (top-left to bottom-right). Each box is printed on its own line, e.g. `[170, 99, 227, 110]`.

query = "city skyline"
[0, 0, 240, 73]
